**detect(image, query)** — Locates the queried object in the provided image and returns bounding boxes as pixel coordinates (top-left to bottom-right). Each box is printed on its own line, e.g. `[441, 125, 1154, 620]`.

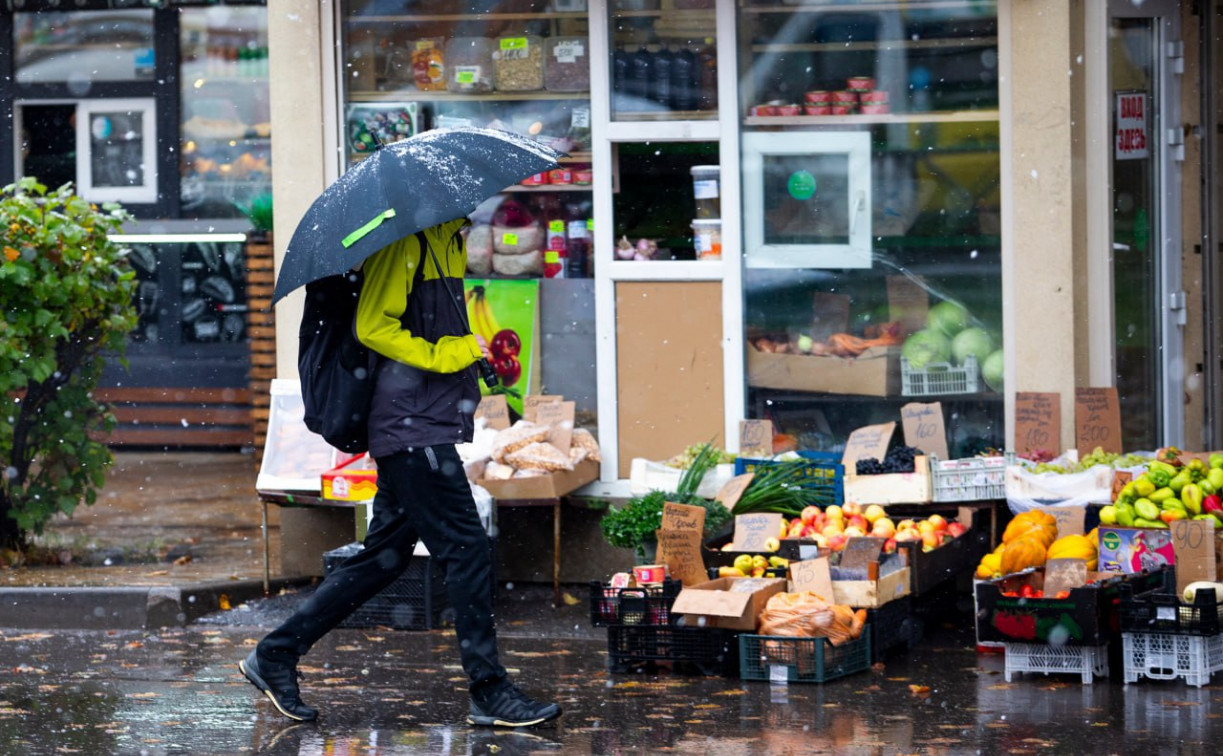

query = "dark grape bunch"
[856, 445, 921, 475]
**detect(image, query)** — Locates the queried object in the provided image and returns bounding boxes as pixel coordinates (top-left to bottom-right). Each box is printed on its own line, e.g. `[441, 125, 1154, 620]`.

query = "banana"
[479, 295, 501, 337]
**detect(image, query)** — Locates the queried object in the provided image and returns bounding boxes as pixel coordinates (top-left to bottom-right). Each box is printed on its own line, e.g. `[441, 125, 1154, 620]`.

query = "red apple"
[800, 524, 819, 538]
[494, 355, 521, 387]
[921, 531, 941, 550]
[882, 537, 897, 554]
[800, 505, 821, 525]
[826, 534, 848, 552]
[947, 522, 968, 538]
[848, 514, 869, 532]
[788, 521, 806, 538]
[928, 514, 948, 532]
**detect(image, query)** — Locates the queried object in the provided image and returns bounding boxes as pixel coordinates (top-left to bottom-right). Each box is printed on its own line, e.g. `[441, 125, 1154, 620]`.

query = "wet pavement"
[1, 589, 1220, 756]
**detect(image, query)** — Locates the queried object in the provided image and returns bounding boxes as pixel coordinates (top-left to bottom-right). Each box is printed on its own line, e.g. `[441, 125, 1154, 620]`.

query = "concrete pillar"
[1003, 0, 1088, 450]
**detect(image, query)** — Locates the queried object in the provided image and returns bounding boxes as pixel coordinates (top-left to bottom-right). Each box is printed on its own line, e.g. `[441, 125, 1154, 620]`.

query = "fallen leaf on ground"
[909, 685, 931, 698]
[562, 592, 581, 606]
[173, 555, 192, 566]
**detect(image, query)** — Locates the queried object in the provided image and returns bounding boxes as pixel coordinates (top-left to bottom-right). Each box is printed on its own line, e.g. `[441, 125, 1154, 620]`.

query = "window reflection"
[14, 10, 155, 85]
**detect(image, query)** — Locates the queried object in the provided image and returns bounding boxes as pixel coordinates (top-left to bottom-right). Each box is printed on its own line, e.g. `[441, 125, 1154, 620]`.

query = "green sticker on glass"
[456, 68, 476, 84]
[500, 37, 528, 51]
[549, 220, 565, 233]
[788, 171, 816, 200]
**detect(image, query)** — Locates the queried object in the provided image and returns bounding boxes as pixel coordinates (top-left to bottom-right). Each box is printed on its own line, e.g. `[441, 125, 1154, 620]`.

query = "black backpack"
[298, 232, 427, 453]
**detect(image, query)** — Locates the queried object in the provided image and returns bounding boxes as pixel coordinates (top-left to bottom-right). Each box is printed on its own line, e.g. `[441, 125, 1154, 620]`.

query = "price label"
[1157, 606, 1176, 622]
[455, 67, 478, 84]
[1015, 392, 1061, 456]
[499, 37, 529, 59]
[501, 232, 519, 246]
[770, 665, 789, 684]
[549, 220, 565, 233]
[552, 41, 583, 63]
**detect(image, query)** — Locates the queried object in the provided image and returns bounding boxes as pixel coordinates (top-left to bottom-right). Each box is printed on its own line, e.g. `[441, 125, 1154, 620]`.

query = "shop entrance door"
[1108, 0, 1183, 450]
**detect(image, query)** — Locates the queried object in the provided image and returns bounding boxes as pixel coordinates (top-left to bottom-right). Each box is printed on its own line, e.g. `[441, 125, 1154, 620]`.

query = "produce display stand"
[1119, 571, 1223, 687]
[1003, 642, 1109, 684]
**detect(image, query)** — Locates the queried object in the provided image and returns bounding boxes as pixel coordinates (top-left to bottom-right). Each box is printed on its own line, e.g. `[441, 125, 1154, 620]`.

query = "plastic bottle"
[612, 44, 630, 113]
[566, 216, 589, 278]
[698, 44, 717, 110]
[629, 45, 653, 105]
[670, 46, 697, 111]
[544, 208, 568, 279]
[652, 43, 673, 107]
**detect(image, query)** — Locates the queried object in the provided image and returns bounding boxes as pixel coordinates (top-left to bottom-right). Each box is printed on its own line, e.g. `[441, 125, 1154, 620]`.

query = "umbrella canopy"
[272, 126, 565, 304]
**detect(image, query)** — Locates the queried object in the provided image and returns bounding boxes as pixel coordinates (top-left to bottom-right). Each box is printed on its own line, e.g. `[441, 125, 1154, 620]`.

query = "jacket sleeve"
[355, 237, 481, 374]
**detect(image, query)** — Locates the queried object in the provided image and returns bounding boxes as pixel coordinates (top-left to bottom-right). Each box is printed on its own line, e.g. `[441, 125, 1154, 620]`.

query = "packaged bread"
[504, 441, 573, 472]
[491, 421, 549, 463]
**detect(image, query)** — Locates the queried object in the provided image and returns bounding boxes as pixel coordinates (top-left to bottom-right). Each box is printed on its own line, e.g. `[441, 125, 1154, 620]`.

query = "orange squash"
[1002, 511, 1058, 548]
[1000, 535, 1048, 574]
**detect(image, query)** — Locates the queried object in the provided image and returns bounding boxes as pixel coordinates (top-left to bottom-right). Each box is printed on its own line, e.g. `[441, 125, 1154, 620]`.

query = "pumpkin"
[1047, 534, 1096, 561]
[1000, 535, 1047, 574]
[976, 551, 1004, 580]
[1002, 511, 1058, 547]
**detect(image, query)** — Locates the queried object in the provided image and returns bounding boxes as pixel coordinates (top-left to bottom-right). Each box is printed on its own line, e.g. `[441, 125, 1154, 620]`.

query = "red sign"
[1115, 91, 1149, 161]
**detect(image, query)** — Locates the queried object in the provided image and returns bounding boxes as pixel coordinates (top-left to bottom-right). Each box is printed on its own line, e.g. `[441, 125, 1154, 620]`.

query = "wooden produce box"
[843, 455, 933, 505]
[478, 459, 599, 501]
[746, 344, 900, 397]
[831, 566, 911, 609]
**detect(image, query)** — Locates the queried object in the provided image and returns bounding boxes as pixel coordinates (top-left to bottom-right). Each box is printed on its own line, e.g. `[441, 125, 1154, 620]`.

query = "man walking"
[240, 218, 560, 728]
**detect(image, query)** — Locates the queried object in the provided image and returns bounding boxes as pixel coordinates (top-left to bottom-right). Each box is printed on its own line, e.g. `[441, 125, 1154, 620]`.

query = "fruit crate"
[733, 450, 844, 507]
[867, 596, 923, 659]
[605, 624, 740, 676]
[738, 628, 871, 684]
[588, 579, 683, 627]
[323, 542, 452, 631]
[929, 453, 1014, 502]
[900, 355, 980, 397]
[1118, 570, 1223, 636]
[1122, 632, 1223, 687]
[1002, 642, 1109, 684]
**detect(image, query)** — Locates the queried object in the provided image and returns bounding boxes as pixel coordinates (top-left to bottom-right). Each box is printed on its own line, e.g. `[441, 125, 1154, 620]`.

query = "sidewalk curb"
[0, 577, 314, 630]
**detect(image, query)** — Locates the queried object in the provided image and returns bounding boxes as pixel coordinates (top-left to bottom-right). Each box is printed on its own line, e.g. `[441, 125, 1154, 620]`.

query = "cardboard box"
[843, 455, 933, 504]
[478, 458, 599, 501]
[670, 576, 788, 631]
[321, 454, 378, 502]
[1097, 527, 1175, 573]
[831, 566, 910, 609]
[746, 345, 900, 397]
[975, 568, 1164, 645]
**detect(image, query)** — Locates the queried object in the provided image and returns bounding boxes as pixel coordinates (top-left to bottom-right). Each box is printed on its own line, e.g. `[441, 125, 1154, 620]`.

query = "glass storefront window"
[339, 0, 598, 421]
[613, 141, 721, 261]
[14, 9, 155, 86]
[738, 2, 1003, 457]
[608, 0, 718, 121]
[179, 6, 272, 220]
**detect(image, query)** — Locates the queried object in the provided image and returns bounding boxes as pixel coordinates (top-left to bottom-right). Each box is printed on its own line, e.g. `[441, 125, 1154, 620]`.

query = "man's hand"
[475, 334, 493, 361]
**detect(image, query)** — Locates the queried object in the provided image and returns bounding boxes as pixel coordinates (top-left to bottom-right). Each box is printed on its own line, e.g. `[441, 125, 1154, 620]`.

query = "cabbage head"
[952, 327, 994, 367]
[902, 329, 952, 369]
[927, 301, 968, 337]
[982, 349, 1004, 392]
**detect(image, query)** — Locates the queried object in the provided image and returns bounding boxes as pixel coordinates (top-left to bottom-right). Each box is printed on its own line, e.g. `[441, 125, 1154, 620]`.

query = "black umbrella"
[272, 126, 565, 304]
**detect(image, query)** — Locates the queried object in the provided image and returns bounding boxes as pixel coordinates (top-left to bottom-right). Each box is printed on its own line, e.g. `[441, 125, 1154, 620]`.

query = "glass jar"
[445, 37, 494, 93]
[494, 34, 543, 92]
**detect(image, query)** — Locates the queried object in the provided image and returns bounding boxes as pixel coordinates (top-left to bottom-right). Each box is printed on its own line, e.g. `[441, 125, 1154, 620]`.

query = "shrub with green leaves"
[0, 179, 138, 552]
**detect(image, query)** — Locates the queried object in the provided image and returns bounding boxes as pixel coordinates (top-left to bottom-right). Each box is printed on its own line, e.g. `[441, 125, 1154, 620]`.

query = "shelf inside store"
[873, 235, 1000, 248]
[751, 36, 996, 54]
[349, 90, 590, 103]
[503, 184, 592, 192]
[615, 109, 718, 121]
[741, 1, 997, 15]
[344, 11, 587, 23]
[559, 153, 592, 163]
[745, 109, 998, 127]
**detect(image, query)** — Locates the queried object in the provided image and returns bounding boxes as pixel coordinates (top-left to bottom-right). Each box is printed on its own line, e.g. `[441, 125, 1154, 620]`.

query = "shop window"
[607, 0, 718, 122]
[14, 9, 155, 85]
[738, 2, 1003, 458]
[179, 6, 272, 220]
[612, 141, 721, 261]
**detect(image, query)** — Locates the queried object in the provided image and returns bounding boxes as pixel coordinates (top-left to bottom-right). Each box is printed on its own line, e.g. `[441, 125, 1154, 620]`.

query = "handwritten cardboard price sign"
[662, 501, 706, 533]
[535, 400, 575, 451]
[1075, 387, 1122, 455]
[732, 512, 783, 552]
[789, 557, 834, 600]
[1015, 392, 1060, 456]
[475, 395, 510, 430]
[1043, 558, 1089, 596]
[740, 419, 773, 458]
[842, 422, 896, 467]
[654, 529, 706, 586]
[900, 402, 948, 461]
[523, 394, 563, 423]
[1171, 519, 1217, 597]
[715, 473, 754, 512]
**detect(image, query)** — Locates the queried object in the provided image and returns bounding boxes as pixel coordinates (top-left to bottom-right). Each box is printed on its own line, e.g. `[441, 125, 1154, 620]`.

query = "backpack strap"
[412, 230, 429, 293]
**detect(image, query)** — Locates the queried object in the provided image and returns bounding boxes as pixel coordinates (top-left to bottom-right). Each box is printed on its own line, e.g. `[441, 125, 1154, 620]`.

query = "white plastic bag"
[1005, 463, 1113, 513]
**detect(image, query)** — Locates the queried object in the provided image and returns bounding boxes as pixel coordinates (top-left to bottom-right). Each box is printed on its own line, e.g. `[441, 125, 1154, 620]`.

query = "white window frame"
[75, 98, 158, 204]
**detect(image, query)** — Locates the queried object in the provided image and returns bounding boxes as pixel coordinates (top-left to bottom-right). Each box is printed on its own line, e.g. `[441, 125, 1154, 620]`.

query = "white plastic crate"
[930, 453, 1014, 502]
[1003, 642, 1108, 684]
[1123, 632, 1223, 688]
[900, 355, 980, 397]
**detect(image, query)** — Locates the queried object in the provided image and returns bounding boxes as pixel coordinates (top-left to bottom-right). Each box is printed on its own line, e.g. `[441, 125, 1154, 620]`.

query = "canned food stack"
[690, 165, 722, 261]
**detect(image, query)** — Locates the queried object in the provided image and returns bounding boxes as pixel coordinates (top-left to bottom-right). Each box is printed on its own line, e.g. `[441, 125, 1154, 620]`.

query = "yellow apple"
[844, 526, 867, 538]
[864, 504, 887, 524]
[764, 537, 781, 553]
[842, 502, 863, 517]
[871, 518, 896, 538]
[822, 523, 844, 537]
[826, 505, 844, 520]
[733, 554, 754, 574]
[897, 519, 916, 531]
[917, 520, 936, 535]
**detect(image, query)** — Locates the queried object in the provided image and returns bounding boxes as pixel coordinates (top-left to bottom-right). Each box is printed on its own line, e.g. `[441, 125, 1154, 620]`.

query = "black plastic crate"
[606, 624, 740, 676]
[1119, 569, 1223, 637]
[589, 579, 682, 627]
[739, 628, 871, 684]
[323, 542, 452, 631]
[867, 597, 922, 659]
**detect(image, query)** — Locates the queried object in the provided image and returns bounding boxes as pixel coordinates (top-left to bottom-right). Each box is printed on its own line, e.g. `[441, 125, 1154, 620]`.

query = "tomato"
[1055, 591, 1070, 599]
[1020, 584, 1035, 599]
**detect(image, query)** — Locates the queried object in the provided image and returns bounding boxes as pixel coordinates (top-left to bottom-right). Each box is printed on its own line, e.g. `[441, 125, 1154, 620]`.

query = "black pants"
[259, 445, 506, 693]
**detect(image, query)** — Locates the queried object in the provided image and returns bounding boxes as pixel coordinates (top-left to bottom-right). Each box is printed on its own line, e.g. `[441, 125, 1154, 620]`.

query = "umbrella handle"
[477, 358, 499, 389]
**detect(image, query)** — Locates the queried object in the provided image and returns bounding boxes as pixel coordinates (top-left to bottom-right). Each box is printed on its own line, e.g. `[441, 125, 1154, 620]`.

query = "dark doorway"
[20, 104, 76, 190]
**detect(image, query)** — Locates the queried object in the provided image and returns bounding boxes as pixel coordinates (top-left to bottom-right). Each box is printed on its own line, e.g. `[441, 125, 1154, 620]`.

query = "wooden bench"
[93, 387, 253, 448]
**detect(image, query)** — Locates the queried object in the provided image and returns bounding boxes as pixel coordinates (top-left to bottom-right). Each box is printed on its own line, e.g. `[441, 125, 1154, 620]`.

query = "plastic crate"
[867, 597, 923, 659]
[1123, 632, 1223, 687]
[738, 628, 871, 684]
[733, 450, 843, 507]
[1119, 571, 1223, 636]
[588, 579, 682, 627]
[930, 453, 1013, 502]
[900, 355, 979, 397]
[323, 542, 452, 631]
[1002, 642, 1109, 684]
[606, 625, 740, 676]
